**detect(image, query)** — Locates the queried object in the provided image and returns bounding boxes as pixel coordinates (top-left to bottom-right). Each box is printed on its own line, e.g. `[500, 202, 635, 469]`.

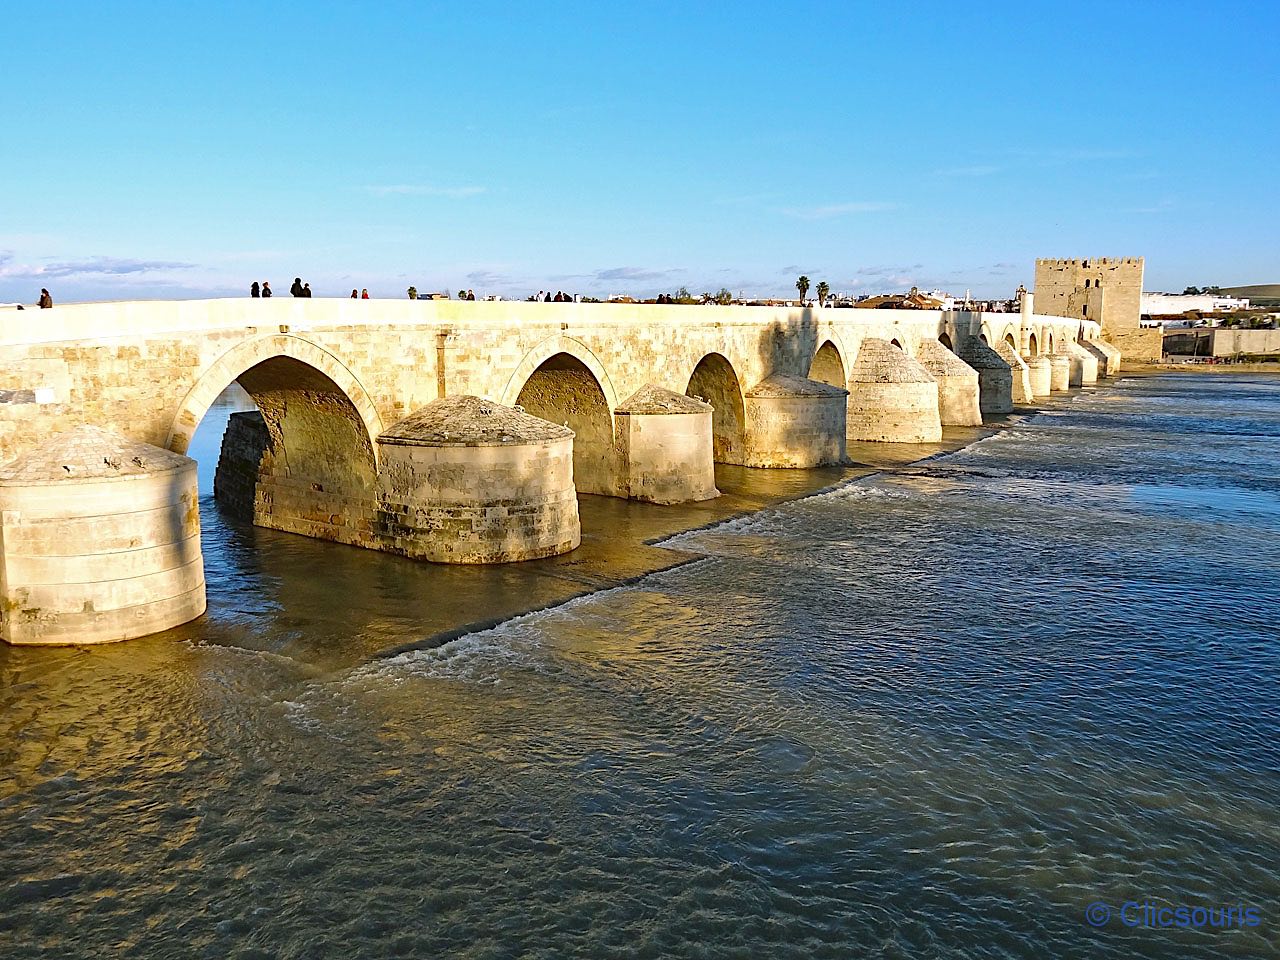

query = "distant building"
[1140, 292, 1250, 316]
[858, 287, 950, 310]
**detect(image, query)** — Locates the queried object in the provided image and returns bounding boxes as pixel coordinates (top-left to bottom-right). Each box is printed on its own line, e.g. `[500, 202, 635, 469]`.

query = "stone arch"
[500, 335, 619, 416]
[1046, 331, 1055, 353]
[686, 353, 746, 464]
[168, 334, 384, 463]
[1004, 332, 1017, 350]
[808, 340, 846, 389]
[938, 332, 954, 350]
[999, 323, 1019, 348]
[890, 337, 904, 350]
[1028, 332, 1039, 356]
[513, 352, 616, 496]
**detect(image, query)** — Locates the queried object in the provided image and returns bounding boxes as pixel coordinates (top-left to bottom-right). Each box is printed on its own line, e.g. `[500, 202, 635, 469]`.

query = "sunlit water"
[2, 374, 1278, 959]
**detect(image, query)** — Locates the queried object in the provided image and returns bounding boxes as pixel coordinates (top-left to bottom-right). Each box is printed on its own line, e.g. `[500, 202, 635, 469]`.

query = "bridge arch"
[505, 338, 618, 496]
[168, 334, 384, 461]
[686, 352, 746, 464]
[808, 339, 846, 389]
[938, 332, 953, 351]
[1045, 331, 1055, 353]
[500, 335, 619, 415]
[1028, 332, 1039, 356]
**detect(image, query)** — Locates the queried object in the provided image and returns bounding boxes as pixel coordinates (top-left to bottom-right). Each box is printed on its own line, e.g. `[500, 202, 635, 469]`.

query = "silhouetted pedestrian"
[466, 289, 476, 301]
[37, 288, 53, 308]
[251, 281, 260, 298]
[290, 278, 304, 297]
[351, 289, 358, 298]
[262, 281, 273, 298]
[303, 283, 312, 298]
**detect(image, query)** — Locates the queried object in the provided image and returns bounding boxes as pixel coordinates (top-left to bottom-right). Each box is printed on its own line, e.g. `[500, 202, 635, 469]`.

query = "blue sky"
[2, 0, 1276, 302]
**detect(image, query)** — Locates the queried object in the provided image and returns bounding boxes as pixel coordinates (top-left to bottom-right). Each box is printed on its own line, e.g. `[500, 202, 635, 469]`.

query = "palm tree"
[796, 275, 810, 305]
[816, 281, 830, 307]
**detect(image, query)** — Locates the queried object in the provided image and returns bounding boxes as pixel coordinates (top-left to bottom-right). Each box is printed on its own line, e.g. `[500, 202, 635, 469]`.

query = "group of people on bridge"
[248, 281, 370, 298]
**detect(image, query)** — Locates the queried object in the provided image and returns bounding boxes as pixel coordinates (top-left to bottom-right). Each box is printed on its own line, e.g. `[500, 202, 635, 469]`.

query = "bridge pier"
[959, 339, 1014, 414]
[995, 341, 1034, 403]
[0, 426, 206, 644]
[374, 397, 580, 563]
[916, 340, 983, 426]
[615, 386, 718, 503]
[1064, 341, 1099, 385]
[1047, 353, 1073, 392]
[1024, 356, 1053, 398]
[742, 375, 848, 467]
[846, 339, 943, 443]
[1085, 339, 1122, 376]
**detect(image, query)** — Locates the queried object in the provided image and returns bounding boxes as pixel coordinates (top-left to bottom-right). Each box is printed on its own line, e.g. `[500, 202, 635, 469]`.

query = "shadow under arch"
[1046, 331, 1055, 353]
[168, 334, 384, 462]
[938, 332, 954, 350]
[1004, 332, 1018, 351]
[686, 353, 745, 464]
[808, 340, 846, 388]
[500, 335, 619, 416]
[513, 352, 616, 496]
[1028, 332, 1039, 356]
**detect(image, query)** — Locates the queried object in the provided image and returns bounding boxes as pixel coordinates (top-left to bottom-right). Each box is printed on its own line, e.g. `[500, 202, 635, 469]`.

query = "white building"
[1141, 292, 1250, 316]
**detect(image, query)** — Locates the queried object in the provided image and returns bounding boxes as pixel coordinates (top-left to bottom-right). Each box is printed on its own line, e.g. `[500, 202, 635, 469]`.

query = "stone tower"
[1034, 257, 1160, 361]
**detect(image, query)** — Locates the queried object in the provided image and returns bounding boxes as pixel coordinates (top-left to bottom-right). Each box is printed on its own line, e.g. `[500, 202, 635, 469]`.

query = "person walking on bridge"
[37, 288, 53, 308]
[251, 281, 260, 298]
[262, 281, 272, 298]
[290, 277, 304, 297]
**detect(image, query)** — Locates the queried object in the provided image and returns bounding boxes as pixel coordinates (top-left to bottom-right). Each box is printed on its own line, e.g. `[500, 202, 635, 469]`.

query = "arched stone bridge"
[0, 297, 1111, 644]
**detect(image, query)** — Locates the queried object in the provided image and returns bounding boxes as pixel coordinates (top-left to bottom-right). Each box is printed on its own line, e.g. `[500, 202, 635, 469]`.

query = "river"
[2, 373, 1277, 958]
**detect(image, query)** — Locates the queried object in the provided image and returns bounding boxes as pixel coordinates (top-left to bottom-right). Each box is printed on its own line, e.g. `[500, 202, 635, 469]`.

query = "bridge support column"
[1065, 342, 1099, 385]
[1025, 356, 1053, 398]
[742, 375, 848, 467]
[615, 386, 718, 503]
[374, 396, 580, 563]
[846, 339, 942, 443]
[1048, 353, 1072, 391]
[916, 339, 983, 426]
[0, 426, 206, 645]
[995, 342, 1034, 403]
[960, 339, 1014, 414]
[1085, 339, 1122, 376]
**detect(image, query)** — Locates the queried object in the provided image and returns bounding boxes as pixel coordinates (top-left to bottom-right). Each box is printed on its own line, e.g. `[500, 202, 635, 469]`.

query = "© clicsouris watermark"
[1086, 901, 1261, 929]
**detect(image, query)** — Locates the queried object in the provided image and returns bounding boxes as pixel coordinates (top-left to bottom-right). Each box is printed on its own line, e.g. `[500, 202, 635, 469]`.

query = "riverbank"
[1124, 360, 1280, 375]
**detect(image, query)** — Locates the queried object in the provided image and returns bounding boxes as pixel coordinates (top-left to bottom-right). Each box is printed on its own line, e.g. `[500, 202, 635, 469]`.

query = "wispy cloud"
[465, 269, 513, 286]
[593, 266, 678, 282]
[364, 185, 486, 198]
[779, 201, 897, 220]
[0, 253, 196, 280]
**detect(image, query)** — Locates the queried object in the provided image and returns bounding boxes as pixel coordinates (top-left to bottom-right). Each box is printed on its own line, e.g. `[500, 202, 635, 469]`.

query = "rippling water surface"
[3, 374, 1278, 959]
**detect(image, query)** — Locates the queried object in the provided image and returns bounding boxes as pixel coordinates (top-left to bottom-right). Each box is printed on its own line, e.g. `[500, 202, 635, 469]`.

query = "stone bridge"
[0, 297, 1112, 644]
